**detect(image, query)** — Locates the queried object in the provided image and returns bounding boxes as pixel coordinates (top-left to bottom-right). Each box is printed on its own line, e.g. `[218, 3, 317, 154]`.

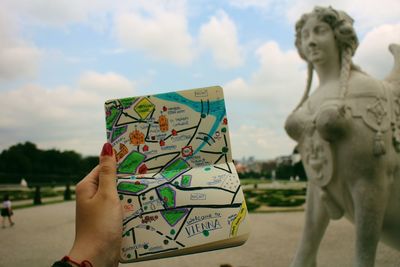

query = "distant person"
[1, 194, 15, 228]
[52, 143, 122, 267]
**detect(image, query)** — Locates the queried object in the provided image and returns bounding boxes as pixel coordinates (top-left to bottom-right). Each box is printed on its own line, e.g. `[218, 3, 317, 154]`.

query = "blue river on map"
[155, 92, 226, 156]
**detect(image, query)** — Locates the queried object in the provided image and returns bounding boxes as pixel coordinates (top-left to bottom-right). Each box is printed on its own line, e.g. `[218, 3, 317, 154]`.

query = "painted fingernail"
[101, 143, 113, 156]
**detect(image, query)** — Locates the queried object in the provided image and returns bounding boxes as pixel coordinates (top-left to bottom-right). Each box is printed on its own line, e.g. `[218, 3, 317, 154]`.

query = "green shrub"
[254, 189, 306, 207]
[245, 200, 261, 211]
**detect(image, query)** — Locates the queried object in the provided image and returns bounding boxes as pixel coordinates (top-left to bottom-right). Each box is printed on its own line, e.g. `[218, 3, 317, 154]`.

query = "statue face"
[300, 16, 339, 65]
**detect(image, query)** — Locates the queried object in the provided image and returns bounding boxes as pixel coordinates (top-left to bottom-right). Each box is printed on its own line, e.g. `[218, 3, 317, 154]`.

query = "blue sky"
[1, 0, 399, 159]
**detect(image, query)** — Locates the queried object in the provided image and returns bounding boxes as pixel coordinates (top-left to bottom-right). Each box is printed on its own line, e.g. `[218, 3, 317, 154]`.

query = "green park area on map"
[181, 175, 191, 187]
[158, 186, 176, 208]
[161, 209, 187, 226]
[117, 182, 148, 193]
[119, 97, 137, 109]
[161, 159, 190, 180]
[106, 106, 120, 130]
[111, 126, 126, 141]
[118, 152, 146, 174]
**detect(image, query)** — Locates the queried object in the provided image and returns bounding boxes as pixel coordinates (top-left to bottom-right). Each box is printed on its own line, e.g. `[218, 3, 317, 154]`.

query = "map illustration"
[104, 86, 250, 262]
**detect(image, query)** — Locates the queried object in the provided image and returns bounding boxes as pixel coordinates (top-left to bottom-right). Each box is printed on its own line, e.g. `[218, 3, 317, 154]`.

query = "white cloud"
[199, 11, 244, 69]
[0, 45, 41, 81]
[114, 1, 194, 65]
[223, 41, 305, 159]
[229, 0, 271, 9]
[230, 124, 296, 159]
[224, 77, 250, 98]
[286, 0, 400, 31]
[79, 71, 136, 99]
[354, 23, 400, 79]
[253, 41, 304, 93]
[0, 9, 41, 81]
[0, 71, 136, 155]
[0, 84, 103, 155]
[224, 41, 305, 108]
[3, 0, 112, 30]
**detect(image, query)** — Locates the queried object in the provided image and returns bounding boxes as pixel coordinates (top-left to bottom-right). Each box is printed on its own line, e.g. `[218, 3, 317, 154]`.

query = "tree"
[0, 142, 98, 184]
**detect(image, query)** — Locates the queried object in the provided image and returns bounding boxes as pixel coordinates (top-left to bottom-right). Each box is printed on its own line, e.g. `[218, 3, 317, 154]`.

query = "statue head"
[292, 7, 361, 109]
[295, 6, 359, 63]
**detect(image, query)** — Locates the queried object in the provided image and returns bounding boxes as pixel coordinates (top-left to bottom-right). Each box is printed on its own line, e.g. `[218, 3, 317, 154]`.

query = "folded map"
[104, 86, 250, 263]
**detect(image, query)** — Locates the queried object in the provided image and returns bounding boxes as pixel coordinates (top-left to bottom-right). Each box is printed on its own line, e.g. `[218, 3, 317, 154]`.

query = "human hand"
[68, 143, 123, 267]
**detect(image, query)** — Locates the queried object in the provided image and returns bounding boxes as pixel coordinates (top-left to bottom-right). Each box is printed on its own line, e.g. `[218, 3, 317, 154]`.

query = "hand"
[69, 143, 123, 267]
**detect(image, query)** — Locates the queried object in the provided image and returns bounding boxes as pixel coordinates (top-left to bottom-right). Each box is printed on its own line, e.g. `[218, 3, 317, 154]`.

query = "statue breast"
[285, 101, 335, 186]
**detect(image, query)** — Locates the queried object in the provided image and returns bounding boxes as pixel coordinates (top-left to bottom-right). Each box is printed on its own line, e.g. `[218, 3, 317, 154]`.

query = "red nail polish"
[101, 143, 113, 156]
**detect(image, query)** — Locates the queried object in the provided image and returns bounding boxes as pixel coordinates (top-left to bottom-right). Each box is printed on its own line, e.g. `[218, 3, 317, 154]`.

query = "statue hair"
[294, 6, 360, 109]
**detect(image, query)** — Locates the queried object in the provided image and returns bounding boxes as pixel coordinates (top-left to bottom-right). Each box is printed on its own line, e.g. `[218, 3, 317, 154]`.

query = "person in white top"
[1, 194, 15, 228]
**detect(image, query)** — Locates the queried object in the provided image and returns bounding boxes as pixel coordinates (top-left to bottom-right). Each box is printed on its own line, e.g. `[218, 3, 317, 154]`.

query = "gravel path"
[0, 201, 399, 267]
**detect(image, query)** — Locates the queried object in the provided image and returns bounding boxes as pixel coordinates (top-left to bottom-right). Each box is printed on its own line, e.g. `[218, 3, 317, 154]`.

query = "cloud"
[224, 77, 250, 98]
[230, 124, 296, 159]
[0, 45, 41, 81]
[114, 1, 194, 65]
[227, 0, 400, 34]
[229, 0, 271, 9]
[0, 9, 41, 81]
[79, 71, 136, 99]
[285, 0, 400, 31]
[222, 41, 305, 159]
[224, 41, 305, 108]
[3, 0, 112, 30]
[354, 23, 400, 79]
[199, 11, 244, 69]
[0, 71, 136, 155]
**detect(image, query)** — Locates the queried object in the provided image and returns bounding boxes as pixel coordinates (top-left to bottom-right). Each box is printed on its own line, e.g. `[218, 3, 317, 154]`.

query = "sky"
[0, 0, 399, 160]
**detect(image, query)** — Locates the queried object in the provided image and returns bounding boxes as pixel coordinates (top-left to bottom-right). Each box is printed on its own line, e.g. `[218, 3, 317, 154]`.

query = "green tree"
[0, 142, 98, 184]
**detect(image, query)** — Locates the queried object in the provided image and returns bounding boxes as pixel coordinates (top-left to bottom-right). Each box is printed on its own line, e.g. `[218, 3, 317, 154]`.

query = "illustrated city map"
[104, 86, 250, 262]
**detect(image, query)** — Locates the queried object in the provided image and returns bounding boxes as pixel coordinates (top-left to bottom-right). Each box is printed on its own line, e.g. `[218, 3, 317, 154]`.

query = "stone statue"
[284, 6, 400, 267]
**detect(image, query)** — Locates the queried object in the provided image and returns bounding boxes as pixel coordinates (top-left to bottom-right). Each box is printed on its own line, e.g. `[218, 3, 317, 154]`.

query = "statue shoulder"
[347, 71, 382, 95]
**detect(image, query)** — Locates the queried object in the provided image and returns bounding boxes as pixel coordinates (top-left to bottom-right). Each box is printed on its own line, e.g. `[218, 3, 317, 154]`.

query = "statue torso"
[285, 71, 396, 186]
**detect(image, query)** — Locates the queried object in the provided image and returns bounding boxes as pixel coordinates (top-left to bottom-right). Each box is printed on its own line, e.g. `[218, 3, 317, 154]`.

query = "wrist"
[69, 240, 119, 267]
[62, 256, 93, 267]
[52, 256, 93, 267]
[68, 244, 98, 267]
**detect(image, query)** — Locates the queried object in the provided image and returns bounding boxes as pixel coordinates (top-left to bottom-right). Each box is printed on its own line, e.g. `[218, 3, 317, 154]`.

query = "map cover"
[104, 86, 250, 263]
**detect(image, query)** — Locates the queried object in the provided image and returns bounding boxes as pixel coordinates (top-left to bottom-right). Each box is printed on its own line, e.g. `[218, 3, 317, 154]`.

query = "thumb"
[98, 143, 117, 194]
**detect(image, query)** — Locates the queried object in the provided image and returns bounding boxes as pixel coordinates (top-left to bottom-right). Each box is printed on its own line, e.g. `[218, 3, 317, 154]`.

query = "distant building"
[234, 162, 248, 174]
[234, 151, 307, 180]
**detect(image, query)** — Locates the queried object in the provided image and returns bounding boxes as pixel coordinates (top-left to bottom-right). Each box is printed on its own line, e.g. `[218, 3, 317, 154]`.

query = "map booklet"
[104, 86, 250, 263]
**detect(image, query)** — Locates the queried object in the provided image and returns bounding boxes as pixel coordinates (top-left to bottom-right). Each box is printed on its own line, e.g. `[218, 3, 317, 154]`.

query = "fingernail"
[101, 143, 113, 156]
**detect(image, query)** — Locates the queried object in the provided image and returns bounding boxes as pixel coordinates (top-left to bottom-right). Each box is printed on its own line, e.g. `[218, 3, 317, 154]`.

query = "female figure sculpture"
[285, 6, 400, 267]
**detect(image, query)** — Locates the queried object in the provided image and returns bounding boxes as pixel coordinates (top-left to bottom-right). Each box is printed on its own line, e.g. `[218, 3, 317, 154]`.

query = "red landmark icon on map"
[181, 146, 193, 157]
[138, 164, 148, 174]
